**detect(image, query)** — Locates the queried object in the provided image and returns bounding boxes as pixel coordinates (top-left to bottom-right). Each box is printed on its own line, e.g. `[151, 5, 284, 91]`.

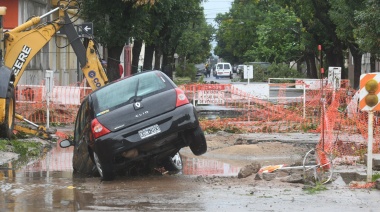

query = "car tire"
[72, 141, 97, 175]
[187, 126, 207, 156]
[93, 152, 114, 181]
[0, 85, 15, 139]
[162, 152, 183, 173]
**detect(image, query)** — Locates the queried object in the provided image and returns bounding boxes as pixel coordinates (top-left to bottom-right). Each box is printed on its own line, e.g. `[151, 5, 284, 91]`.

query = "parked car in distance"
[215, 62, 232, 78]
[195, 63, 206, 78]
[60, 70, 207, 181]
[237, 65, 244, 74]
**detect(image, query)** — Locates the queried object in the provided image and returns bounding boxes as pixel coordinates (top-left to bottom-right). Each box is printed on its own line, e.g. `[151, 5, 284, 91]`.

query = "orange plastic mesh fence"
[180, 81, 379, 157]
[15, 82, 92, 126]
[15, 80, 379, 158]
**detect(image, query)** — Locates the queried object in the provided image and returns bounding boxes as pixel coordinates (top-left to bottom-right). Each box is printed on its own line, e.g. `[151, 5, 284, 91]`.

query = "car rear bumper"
[217, 72, 231, 77]
[93, 104, 199, 164]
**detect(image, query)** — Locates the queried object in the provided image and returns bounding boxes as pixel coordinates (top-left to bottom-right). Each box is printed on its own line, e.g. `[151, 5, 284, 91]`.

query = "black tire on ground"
[93, 152, 114, 181]
[162, 152, 183, 173]
[187, 126, 207, 156]
[72, 143, 97, 176]
[0, 85, 15, 139]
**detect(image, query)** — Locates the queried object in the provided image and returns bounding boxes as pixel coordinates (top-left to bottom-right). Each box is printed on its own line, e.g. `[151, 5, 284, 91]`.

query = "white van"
[215, 62, 232, 78]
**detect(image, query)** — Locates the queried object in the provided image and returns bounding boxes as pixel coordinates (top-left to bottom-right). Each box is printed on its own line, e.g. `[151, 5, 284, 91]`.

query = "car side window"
[74, 104, 83, 142]
[74, 99, 89, 142]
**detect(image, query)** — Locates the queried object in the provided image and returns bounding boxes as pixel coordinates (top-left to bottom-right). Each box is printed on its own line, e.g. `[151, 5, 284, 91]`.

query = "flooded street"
[1, 138, 380, 211]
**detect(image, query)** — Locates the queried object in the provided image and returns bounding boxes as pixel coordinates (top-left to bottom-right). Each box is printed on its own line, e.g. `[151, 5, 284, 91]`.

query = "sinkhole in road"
[0, 146, 240, 180]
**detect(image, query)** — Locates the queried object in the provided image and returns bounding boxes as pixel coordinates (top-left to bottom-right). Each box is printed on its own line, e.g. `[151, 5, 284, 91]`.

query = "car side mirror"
[59, 139, 74, 148]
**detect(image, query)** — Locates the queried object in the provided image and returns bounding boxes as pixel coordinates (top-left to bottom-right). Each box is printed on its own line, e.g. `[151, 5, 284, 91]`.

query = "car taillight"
[175, 88, 189, 107]
[91, 118, 111, 139]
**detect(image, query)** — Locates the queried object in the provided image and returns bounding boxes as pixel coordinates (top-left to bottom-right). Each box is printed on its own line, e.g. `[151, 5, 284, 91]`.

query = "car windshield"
[224, 64, 230, 69]
[94, 71, 167, 112]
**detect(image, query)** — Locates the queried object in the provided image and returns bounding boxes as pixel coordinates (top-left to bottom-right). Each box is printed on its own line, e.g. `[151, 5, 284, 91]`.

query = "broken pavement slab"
[240, 133, 320, 144]
[364, 153, 380, 170]
[0, 152, 19, 165]
[239, 132, 367, 145]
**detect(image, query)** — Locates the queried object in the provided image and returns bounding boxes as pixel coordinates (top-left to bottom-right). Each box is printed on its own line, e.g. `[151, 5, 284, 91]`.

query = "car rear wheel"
[93, 152, 114, 181]
[187, 126, 207, 156]
[162, 152, 183, 173]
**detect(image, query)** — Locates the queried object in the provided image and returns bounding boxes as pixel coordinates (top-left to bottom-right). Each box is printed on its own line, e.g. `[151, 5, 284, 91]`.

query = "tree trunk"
[324, 46, 345, 78]
[306, 52, 318, 79]
[161, 53, 173, 79]
[154, 47, 162, 70]
[107, 46, 124, 82]
[370, 55, 376, 72]
[132, 39, 142, 74]
[352, 55, 362, 89]
[349, 45, 362, 89]
[143, 44, 155, 71]
[306, 57, 311, 78]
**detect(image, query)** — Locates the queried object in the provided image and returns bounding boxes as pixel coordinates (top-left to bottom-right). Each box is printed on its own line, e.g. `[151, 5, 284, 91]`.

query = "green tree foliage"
[214, 0, 269, 64]
[79, 0, 212, 81]
[245, 6, 302, 63]
[139, 0, 211, 75]
[329, 0, 365, 88]
[80, 0, 149, 81]
[176, 16, 214, 64]
[354, 0, 380, 55]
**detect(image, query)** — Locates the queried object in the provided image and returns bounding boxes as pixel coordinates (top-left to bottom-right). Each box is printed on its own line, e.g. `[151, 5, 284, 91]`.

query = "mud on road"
[1, 132, 380, 211]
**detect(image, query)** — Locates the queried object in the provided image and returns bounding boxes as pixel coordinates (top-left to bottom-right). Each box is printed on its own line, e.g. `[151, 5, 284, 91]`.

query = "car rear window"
[217, 64, 231, 69]
[93, 71, 168, 112]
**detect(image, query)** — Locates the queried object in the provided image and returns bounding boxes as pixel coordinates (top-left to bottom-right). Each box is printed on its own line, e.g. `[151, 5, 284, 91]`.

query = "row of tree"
[79, 0, 214, 82]
[214, 0, 380, 88]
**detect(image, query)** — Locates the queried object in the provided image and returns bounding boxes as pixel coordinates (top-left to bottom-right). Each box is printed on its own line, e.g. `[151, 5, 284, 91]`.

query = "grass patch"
[303, 183, 328, 194]
[0, 139, 44, 157]
[372, 172, 380, 182]
[257, 195, 273, 198]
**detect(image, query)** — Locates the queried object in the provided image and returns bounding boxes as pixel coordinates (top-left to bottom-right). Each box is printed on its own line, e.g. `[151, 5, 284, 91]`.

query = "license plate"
[138, 124, 161, 139]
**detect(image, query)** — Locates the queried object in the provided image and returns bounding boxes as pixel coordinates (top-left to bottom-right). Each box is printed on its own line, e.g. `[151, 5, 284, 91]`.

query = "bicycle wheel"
[303, 148, 333, 185]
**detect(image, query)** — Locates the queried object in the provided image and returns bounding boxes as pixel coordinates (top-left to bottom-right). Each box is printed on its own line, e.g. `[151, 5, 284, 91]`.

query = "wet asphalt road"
[1, 144, 380, 211]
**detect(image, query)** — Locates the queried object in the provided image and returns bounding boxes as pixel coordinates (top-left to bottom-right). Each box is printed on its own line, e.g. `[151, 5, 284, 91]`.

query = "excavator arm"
[0, 1, 108, 139]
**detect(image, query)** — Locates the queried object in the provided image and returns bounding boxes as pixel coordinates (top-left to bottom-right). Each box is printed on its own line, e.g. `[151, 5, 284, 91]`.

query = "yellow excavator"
[0, 1, 108, 139]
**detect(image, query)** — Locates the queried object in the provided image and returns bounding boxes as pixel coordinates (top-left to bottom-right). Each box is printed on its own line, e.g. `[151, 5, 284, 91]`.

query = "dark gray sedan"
[60, 71, 207, 180]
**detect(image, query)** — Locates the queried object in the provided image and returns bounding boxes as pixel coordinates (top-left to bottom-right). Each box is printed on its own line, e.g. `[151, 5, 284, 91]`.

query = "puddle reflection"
[182, 155, 240, 176]
[1, 144, 240, 179]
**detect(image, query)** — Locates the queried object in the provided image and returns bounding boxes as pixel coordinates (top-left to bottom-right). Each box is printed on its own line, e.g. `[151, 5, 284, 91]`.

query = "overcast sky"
[202, 0, 233, 27]
[202, 0, 233, 53]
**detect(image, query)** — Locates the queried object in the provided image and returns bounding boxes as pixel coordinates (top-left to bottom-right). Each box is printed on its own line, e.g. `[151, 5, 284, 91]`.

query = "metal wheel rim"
[93, 152, 103, 178]
[303, 148, 333, 185]
[172, 152, 183, 169]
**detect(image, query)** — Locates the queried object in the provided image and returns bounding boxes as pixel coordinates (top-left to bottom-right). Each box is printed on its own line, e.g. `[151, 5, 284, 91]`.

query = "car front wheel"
[162, 152, 183, 173]
[187, 126, 207, 156]
[93, 152, 114, 181]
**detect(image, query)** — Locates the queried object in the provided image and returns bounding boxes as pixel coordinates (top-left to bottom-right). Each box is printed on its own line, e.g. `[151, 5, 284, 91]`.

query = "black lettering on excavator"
[12, 45, 32, 77]
[88, 70, 102, 88]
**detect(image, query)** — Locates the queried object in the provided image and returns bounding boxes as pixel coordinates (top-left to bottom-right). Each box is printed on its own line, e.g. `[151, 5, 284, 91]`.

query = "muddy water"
[0, 144, 241, 211]
[1, 145, 380, 211]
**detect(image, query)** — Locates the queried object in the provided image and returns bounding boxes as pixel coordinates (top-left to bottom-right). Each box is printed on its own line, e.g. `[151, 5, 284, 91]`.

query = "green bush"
[175, 63, 197, 81]
[253, 63, 305, 82]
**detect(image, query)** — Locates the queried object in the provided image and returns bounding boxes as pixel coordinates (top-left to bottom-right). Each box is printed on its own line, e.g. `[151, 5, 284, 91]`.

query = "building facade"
[0, 0, 95, 86]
